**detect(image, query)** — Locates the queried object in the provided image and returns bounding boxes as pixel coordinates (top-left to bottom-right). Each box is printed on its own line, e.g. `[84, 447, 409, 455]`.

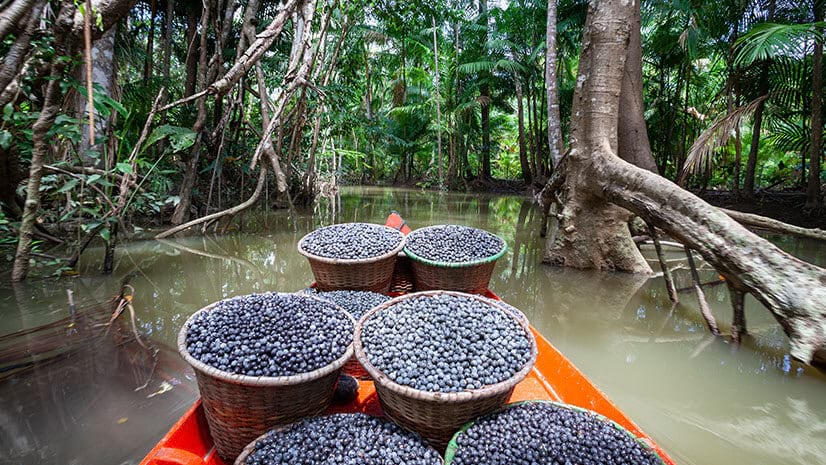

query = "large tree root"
[548, 0, 826, 367]
[721, 208, 826, 242]
[600, 149, 826, 365]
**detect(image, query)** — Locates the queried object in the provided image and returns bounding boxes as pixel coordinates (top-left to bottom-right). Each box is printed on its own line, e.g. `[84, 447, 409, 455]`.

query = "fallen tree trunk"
[720, 208, 826, 242]
[547, 0, 826, 367]
[601, 153, 826, 365]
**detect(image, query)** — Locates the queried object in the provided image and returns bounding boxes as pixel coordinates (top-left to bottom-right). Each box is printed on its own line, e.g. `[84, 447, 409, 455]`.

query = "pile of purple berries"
[244, 413, 441, 465]
[449, 402, 664, 465]
[405, 225, 504, 263]
[185, 293, 352, 377]
[310, 290, 391, 320]
[361, 293, 532, 392]
[300, 223, 403, 260]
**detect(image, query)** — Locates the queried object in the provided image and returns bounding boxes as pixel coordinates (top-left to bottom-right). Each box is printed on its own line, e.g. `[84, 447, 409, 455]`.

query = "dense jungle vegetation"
[1, 0, 825, 365]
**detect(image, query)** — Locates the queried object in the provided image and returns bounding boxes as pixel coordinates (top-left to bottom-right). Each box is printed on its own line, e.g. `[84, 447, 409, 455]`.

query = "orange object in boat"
[140, 214, 677, 465]
[386, 210, 412, 235]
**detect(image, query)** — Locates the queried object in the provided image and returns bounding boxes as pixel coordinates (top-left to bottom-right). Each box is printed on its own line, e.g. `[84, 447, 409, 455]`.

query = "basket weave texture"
[404, 226, 506, 294]
[298, 224, 406, 293]
[353, 290, 537, 450]
[342, 356, 371, 379]
[177, 297, 354, 461]
[389, 253, 416, 293]
[443, 401, 667, 464]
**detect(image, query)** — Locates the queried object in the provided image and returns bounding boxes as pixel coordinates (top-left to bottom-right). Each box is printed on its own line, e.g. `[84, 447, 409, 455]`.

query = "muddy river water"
[1, 187, 824, 465]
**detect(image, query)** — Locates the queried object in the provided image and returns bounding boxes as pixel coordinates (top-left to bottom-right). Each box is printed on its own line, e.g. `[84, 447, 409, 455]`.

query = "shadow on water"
[0, 186, 824, 465]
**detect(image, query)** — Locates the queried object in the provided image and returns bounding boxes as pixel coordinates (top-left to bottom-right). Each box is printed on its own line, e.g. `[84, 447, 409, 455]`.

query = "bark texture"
[616, 1, 657, 173]
[544, 0, 650, 273]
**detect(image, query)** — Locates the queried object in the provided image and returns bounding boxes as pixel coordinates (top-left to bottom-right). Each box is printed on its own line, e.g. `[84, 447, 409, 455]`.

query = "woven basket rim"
[442, 400, 667, 464]
[234, 413, 446, 465]
[297, 223, 406, 265]
[353, 290, 537, 403]
[177, 292, 355, 387]
[234, 421, 303, 465]
[403, 225, 507, 268]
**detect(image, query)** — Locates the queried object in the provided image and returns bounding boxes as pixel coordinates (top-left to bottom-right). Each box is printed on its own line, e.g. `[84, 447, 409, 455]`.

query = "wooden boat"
[140, 214, 677, 465]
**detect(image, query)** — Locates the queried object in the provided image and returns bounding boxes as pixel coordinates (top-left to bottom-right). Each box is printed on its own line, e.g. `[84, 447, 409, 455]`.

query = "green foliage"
[735, 22, 824, 65]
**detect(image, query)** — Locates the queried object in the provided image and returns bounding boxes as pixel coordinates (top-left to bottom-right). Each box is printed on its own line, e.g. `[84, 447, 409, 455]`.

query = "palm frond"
[679, 95, 769, 183]
[767, 117, 809, 153]
[458, 60, 496, 74]
[734, 22, 824, 66]
[493, 59, 527, 74]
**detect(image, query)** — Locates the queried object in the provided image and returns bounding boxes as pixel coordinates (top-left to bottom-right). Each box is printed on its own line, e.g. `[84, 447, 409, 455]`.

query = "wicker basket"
[404, 226, 507, 294]
[389, 253, 416, 294]
[353, 291, 537, 450]
[298, 224, 406, 293]
[443, 401, 667, 464]
[177, 296, 355, 461]
[342, 356, 371, 379]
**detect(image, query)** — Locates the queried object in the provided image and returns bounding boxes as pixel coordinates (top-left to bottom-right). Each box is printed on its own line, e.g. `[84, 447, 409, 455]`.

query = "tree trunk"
[0, 0, 46, 108]
[806, 2, 823, 208]
[12, 71, 62, 281]
[184, 7, 199, 98]
[548, 0, 826, 367]
[545, 0, 648, 273]
[527, 82, 538, 179]
[478, 0, 491, 181]
[163, 0, 173, 80]
[432, 16, 443, 186]
[144, 0, 156, 81]
[546, 0, 562, 168]
[743, 93, 767, 198]
[515, 77, 532, 184]
[0, 0, 40, 39]
[616, 1, 657, 173]
[743, 0, 775, 198]
[172, 0, 211, 225]
[75, 28, 117, 166]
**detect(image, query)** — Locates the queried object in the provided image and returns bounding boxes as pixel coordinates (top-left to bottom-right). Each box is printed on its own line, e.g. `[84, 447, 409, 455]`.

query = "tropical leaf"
[734, 22, 824, 66]
[767, 117, 809, 154]
[679, 95, 770, 183]
[458, 60, 496, 74]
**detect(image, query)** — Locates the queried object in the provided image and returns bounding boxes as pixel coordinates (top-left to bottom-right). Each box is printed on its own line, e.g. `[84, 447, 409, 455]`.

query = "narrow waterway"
[1, 187, 824, 465]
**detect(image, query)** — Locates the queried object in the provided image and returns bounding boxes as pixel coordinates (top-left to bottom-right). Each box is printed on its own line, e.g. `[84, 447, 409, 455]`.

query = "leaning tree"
[543, 0, 826, 367]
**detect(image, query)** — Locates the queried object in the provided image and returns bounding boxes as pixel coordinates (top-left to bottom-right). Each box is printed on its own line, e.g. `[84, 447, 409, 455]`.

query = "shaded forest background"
[0, 0, 823, 281]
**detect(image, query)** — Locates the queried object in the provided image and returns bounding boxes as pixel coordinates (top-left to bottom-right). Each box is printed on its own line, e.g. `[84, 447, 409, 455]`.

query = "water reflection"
[0, 186, 824, 465]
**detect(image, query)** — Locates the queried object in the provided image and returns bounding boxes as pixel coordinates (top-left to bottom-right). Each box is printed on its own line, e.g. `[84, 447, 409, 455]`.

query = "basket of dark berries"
[235, 413, 443, 465]
[298, 223, 406, 293]
[404, 225, 507, 293]
[178, 292, 355, 461]
[443, 401, 666, 465]
[304, 289, 391, 379]
[354, 291, 537, 449]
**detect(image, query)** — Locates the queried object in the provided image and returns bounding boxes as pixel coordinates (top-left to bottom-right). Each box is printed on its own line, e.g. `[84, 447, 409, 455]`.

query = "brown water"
[1, 186, 825, 465]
